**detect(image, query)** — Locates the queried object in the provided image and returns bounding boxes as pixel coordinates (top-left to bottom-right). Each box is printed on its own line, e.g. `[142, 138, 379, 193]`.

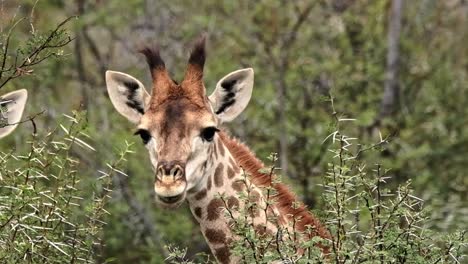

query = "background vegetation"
[1, 0, 467, 263]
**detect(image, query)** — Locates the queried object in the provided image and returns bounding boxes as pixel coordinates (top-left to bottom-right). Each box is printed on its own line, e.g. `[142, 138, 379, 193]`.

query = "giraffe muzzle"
[154, 161, 187, 206]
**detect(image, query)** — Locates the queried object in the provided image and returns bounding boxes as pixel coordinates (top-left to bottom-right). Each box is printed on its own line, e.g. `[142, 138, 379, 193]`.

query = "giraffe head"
[0, 89, 28, 139]
[106, 36, 254, 208]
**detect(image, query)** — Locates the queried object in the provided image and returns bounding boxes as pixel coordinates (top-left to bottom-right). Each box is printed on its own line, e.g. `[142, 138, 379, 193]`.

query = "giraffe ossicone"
[105, 36, 330, 263]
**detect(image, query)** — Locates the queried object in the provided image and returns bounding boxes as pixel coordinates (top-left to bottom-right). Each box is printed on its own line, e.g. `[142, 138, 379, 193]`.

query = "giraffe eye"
[134, 129, 151, 144]
[201, 127, 219, 142]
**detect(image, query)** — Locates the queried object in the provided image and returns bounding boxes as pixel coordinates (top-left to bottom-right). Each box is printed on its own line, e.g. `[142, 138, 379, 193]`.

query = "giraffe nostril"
[170, 167, 177, 178]
[156, 167, 165, 179]
[170, 165, 183, 180]
[156, 162, 185, 180]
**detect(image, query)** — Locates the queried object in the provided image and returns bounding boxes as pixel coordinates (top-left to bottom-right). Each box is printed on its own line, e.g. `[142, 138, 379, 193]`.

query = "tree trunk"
[277, 65, 288, 176]
[75, 0, 89, 109]
[379, 0, 403, 118]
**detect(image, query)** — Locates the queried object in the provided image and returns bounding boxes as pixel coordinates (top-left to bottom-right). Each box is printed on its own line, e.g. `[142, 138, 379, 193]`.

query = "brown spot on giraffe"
[227, 219, 236, 228]
[195, 189, 207, 200]
[214, 246, 230, 264]
[217, 139, 225, 157]
[206, 173, 212, 190]
[194, 207, 202, 219]
[213, 141, 219, 159]
[267, 227, 276, 235]
[266, 207, 279, 221]
[204, 228, 226, 244]
[207, 144, 213, 157]
[247, 190, 262, 218]
[227, 196, 239, 210]
[250, 206, 261, 218]
[254, 224, 268, 237]
[214, 163, 224, 187]
[206, 198, 224, 221]
[227, 166, 235, 179]
[232, 180, 245, 192]
[249, 190, 261, 204]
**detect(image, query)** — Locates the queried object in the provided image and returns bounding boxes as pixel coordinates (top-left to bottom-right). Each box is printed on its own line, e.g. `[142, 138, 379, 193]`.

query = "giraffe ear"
[106, 70, 150, 124]
[209, 68, 254, 123]
[0, 89, 28, 139]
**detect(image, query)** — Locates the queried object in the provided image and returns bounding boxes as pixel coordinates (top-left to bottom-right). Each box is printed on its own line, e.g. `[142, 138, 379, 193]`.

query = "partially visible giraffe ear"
[106, 70, 150, 124]
[0, 89, 28, 138]
[209, 68, 254, 123]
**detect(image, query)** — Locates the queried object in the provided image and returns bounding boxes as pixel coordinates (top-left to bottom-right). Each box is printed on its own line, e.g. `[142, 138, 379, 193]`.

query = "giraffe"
[105, 36, 330, 263]
[0, 89, 28, 139]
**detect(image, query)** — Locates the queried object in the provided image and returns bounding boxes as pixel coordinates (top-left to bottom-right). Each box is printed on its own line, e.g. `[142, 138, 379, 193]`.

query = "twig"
[0, 16, 76, 90]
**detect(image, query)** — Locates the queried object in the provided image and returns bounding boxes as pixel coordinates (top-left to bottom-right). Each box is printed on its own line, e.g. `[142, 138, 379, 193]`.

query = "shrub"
[166, 104, 467, 263]
[322, 127, 466, 263]
[0, 112, 132, 263]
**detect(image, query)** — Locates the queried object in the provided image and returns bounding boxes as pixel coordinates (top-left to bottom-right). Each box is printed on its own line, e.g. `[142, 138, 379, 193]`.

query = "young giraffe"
[0, 89, 28, 139]
[105, 37, 330, 263]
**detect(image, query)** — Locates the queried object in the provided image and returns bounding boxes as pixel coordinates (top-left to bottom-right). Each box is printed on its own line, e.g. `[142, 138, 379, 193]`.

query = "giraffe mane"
[219, 130, 331, 243]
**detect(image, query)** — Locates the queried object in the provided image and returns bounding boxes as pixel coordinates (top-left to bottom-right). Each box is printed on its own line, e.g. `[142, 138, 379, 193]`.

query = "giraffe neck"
[186, 136, 281, 264]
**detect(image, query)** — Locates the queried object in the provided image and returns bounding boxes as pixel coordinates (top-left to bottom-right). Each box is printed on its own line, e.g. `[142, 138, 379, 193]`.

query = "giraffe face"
[106, 37, 254, 208]
[136, 97, 218, 207]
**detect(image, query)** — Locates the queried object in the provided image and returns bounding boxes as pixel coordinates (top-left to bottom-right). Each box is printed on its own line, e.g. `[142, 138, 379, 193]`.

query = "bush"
[166, 102, 467, 263]
[0, 112, 132, 263]
[322, 123, 466, 263]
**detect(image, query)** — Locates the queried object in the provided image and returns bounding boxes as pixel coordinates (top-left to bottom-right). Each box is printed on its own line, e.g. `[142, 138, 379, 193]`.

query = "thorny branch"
[0, 16, 76, 90]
